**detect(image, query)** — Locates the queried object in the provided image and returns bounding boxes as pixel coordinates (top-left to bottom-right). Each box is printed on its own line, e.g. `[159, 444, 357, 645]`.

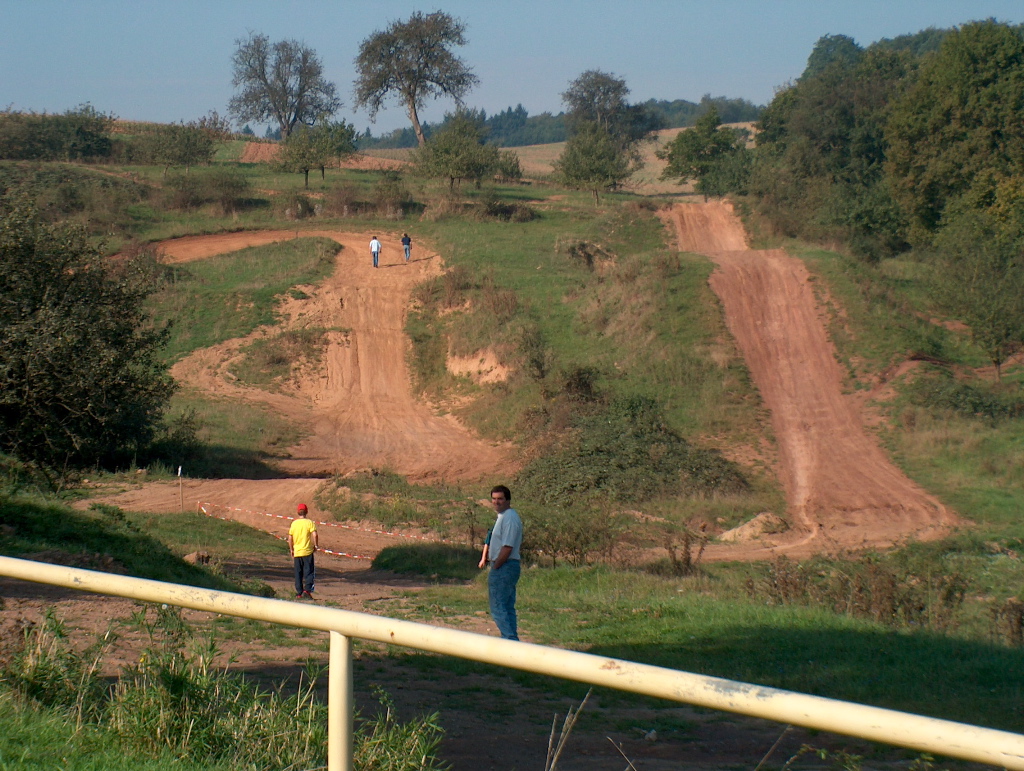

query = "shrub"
[374, 171, 412, 218]
[906, 369, 1024, 421]
[203, 167, 251, 214]
[163, 172, 205, 210]
[280, 192, 316, 220]
[746, 554, 969, 632]
[517, 395, 748, 507]
[525, 505, 626, 566]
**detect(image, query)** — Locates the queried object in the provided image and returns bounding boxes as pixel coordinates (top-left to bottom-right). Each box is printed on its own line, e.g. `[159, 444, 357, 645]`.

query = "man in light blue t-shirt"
[485, 484, 522, 640]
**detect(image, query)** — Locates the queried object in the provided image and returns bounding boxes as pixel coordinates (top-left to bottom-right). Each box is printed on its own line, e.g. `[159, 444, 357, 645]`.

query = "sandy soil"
[664, 201, 958, 558]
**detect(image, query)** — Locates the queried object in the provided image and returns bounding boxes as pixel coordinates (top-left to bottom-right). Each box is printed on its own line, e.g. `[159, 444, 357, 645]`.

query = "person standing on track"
[401, 233, 412, 262]
[288, 503, 318, 599]
[484, 485, 523, 640]
[370, 236, 382, 268]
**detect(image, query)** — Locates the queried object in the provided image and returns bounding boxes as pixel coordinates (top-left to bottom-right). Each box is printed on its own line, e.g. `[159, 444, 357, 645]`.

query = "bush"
[203, 167, 251, 214]
[525, 505, 626, 566]
[480, 193, 537, 222]
[906, 370, 1024, 421]
[517, 395, 748, 507]
[163, 172, 205, 210]
[280, 192, 317, 220]
[374, 171, 412, 218]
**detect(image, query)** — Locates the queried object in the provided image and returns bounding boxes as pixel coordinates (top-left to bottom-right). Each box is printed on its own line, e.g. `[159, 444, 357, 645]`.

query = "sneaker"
[296, 592, 304, 599]
[302, 591, 313, 599]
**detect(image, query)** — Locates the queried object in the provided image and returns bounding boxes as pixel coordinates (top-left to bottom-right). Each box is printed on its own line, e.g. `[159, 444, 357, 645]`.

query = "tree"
[553, 123, 633, 203]
[658, 107, 748, 197]
[885, 20, 1024, 245]
[354, 11, 479, 147]
[229, 33, 341, 139]
[413, 111, 499, 190]
[561, 70, 661, 151]
[802, 34, 863, 80]
[278, 120, 357, 187]
[0, 195, 174, 479]
[931, 209, 1024, 379]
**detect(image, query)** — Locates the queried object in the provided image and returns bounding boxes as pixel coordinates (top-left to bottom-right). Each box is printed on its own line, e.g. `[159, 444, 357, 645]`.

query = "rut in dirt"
[666, 201, 957, 554]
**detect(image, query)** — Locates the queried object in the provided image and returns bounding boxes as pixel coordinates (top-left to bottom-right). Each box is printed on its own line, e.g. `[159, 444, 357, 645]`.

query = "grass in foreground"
[378, 554, 1024, 733]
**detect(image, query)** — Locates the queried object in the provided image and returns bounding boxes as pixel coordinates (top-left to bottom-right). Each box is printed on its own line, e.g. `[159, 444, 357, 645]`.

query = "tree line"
[355, 94, 762, 150]
[660, 20, 1024, 376]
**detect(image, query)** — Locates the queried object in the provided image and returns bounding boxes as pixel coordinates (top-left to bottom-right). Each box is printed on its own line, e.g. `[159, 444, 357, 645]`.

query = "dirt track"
[84, 230, 509, 553]
[160, 230, 507, 483]
[95, 206, 960, 559]
[666, 201, 958, 556]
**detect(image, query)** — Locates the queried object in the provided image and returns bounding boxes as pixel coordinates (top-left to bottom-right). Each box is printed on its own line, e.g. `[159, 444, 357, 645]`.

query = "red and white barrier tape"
[197, 501, 445, 542]
[197, 502, 374, 560]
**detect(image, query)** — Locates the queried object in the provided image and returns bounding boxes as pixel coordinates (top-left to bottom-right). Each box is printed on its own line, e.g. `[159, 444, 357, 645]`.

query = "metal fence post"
[328, 631, 353, 771]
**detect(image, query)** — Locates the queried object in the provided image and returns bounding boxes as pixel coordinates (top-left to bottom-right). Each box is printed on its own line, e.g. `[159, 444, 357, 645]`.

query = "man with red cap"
[288, 503, 318, 599]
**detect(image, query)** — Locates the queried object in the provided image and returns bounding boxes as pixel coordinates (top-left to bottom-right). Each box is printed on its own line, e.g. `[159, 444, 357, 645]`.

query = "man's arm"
[287, 533, 295, 556]
[312, 529, 319, 549]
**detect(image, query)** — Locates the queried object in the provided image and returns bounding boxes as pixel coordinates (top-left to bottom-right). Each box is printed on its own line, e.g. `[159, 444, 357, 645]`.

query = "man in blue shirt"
[485, 485, 523, 640]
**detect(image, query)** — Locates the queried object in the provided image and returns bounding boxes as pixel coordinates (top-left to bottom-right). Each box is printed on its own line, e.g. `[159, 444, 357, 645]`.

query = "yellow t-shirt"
[289, 518, 317, 557]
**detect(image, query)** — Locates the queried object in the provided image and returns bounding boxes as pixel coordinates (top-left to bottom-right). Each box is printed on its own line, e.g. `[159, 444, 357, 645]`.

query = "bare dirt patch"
[664, 201, 958, 559]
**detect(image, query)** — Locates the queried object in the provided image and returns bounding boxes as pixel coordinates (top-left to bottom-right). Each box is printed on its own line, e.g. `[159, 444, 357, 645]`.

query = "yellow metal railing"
[1, 555, 1022, 771]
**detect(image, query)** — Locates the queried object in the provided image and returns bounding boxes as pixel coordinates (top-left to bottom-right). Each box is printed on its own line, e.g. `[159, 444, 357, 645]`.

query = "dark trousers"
[293, 554, 315, 594]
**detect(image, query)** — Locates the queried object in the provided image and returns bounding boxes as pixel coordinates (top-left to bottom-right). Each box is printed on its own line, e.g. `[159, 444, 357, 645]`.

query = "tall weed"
[2, 606, 446, 771]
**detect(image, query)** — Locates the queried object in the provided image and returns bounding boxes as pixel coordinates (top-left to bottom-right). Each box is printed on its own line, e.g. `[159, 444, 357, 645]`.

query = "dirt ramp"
[663, 199, 748, 252]
[666, 204, 956, 554]
[161, 229, 509, 482]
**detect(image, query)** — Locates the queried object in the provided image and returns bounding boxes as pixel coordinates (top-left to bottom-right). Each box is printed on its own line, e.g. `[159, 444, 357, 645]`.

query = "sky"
[2, 1, 1023, 137]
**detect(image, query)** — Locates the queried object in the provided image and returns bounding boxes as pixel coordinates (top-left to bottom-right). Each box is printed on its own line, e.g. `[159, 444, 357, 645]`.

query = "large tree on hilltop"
[561, 70, 661, 150]
[0, 195, 174, 479]
[229, 34, 341, 139]
[353, 11, 479, 147]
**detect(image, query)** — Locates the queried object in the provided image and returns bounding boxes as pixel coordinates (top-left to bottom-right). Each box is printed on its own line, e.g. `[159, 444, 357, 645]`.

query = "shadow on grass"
[157, 444, 293, 480]
[585, 626, 1024, 733]
[0, 496, 236, 590]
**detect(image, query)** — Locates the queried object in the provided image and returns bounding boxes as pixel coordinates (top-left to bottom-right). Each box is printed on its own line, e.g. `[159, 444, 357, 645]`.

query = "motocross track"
[666, 201, 958, 557]
[95, 206, 959, 559]
[87, 230, 508, 545]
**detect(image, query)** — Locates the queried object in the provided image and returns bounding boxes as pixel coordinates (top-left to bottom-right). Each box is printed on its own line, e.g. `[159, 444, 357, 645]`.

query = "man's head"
[490, 485, 511, 513]
[297, 503, 308, 517]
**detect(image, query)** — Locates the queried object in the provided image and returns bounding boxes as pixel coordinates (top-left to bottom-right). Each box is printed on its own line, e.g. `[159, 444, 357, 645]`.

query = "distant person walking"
[483, 485, 522, 640]
[370, 236, 382, 268]
[401, 233, 412, 262]
[288, 503, 318, 599]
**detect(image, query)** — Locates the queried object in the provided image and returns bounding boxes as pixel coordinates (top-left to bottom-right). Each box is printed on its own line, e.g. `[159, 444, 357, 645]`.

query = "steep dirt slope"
[665, 201, 957, 555]
[158, 230, 508, 482]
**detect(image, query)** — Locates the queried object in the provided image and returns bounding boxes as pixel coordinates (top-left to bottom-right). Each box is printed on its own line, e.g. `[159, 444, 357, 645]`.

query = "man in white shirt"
[485, 484, 523, 640]
[370, 236, 382, 268]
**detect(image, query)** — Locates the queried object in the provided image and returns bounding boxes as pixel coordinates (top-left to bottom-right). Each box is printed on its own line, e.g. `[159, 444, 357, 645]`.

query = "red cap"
[297, 503, 308, 513]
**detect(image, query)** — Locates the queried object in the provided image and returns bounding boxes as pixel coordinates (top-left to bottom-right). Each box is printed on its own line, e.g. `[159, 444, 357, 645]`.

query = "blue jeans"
[372, 251, 379, 268]
[488, 560, 520, 640]
[294, 555, 315, 594]
[403, 244, 411, 261]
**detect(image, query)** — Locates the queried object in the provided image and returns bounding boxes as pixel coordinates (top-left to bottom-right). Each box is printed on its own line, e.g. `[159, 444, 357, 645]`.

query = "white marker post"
[178, 466, 183, 512]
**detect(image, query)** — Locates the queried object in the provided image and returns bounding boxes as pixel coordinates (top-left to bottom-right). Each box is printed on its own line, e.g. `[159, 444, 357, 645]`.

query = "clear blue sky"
[2, 1, 1022, 136]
